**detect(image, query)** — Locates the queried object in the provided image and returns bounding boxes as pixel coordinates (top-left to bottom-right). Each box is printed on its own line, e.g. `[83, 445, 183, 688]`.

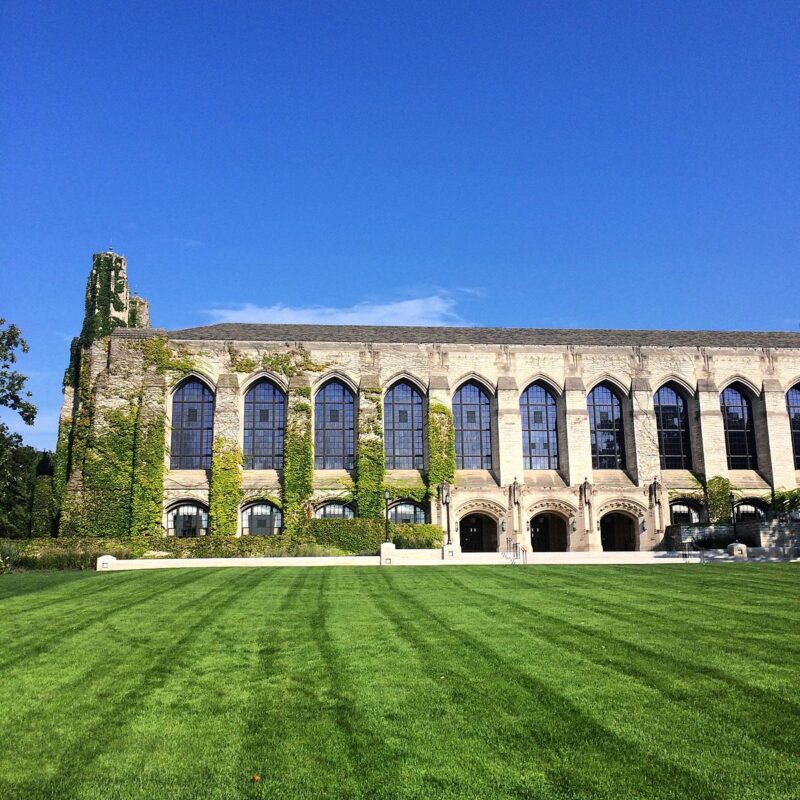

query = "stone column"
[630, 377, 661, 487]
[428, 373, 451, 531]
[696, 379, 728, 479]
[213, 373, 241, 443]
[563, 377, 593, 487]
[496, 375, 524, 487]
[761, 379, 798, 489]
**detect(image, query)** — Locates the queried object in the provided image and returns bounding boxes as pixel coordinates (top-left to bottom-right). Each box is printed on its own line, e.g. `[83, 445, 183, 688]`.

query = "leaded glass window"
[167, 503, 208, 538]
[453, 381, 493, 469]
[788, 385, 800, 469]
[314, 502, 355, 519]
[242, 502, 282, 535]
[520, 382, 558, 469]
[170, 379, 214, 469]
[384, 380, 424, 469]
[314, 380, 355, 469]
[587, 383, 626, 469]
[670, 501, 701, 525]
[721, 384, 758, 469]
[388, 501, 428, 524]
[654, 383, 692, 470]
[243, 379, 286, 469]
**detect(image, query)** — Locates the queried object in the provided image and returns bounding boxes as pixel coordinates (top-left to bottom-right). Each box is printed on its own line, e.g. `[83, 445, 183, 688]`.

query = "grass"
[0, 565, 798, 800]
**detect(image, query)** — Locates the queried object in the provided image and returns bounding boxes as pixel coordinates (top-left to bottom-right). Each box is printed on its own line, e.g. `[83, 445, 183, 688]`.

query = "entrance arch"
[600, 512, 637, 551]
[530, 512, 568, 552]
[459, 513, 498, 552]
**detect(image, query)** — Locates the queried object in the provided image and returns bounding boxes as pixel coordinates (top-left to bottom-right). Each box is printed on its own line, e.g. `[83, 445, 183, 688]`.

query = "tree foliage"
[0, 318, 36, 425]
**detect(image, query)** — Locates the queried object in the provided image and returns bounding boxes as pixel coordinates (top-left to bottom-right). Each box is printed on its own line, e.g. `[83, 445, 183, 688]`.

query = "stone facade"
[58, 253, 800, 551]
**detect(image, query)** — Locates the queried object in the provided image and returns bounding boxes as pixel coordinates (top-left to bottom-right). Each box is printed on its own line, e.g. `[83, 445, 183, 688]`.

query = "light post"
[729, 492, 738, 542]
[440, 480, 452, 545]
[384, 489, 391, 543]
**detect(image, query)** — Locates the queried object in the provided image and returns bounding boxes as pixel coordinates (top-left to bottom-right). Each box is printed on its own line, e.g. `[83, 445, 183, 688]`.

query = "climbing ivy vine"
[425, 401, 456, 496]
[355, 388, 385, 519]
[282, 387, 314, 533]
[209, 437, 243, 535]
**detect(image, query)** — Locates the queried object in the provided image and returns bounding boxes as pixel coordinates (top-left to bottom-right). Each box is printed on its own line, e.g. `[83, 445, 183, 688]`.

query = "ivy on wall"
[30, 475, 58, 538]
[209, 437, 243, 536]
[78, 252, 128, 345]
[262, 346, 328, 377]
[355, 388, 385, 519]
[53, 419, 72, 502]
[282, 386, 314, 533]
[140, 337, 197, 375]
[130, 403, 166, 537]
[425, 401, 456, 495]
[228, 345, 258, 374]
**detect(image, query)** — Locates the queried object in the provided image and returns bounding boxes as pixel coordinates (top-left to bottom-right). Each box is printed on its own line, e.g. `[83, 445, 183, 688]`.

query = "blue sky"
[2, 1, 798, 450]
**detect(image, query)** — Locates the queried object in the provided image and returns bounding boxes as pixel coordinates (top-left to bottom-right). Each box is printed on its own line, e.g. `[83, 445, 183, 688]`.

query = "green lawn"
[1, 565, 798, 800]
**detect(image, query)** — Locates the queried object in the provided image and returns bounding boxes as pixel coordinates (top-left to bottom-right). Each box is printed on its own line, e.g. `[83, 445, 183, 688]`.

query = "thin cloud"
[207, 294, 467, 327]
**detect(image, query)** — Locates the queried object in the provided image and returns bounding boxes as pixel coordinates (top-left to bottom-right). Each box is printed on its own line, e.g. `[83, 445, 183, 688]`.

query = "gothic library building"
[57, 252, 800, 552]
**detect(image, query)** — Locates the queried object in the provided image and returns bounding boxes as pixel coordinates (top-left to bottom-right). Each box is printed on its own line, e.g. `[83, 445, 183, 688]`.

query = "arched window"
[654, 383, 693, 470]
[587, 383, 626, 469]
[242, 502, 282, 536]
[167, 503, 208, 538]
[669, 501, 702, 525]
[787, 384, 800, 469]
[243, 379, 286, 469]
[453, 381, 493, 469]
[170, 379, 214, 469]
[734, 500, 767, 522]
[384, 380, 424, 469]
[721, 384, 758, 469]
[520, 382, 558, 469]
[388, 501, 428, 524]
[314, 502, 355, 519]
[314, 380, 355, 469]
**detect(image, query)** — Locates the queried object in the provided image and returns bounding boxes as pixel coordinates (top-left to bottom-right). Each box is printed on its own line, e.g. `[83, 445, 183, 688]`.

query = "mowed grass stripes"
[0, 565, 798, 800]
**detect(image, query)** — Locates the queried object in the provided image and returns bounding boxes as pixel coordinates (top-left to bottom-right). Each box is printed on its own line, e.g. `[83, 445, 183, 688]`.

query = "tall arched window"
[787, 384, 800, 469]
[587, 383, 626, 469]
[520, 381, 558, 469]
[721, 384, 758, 469]
[314, 379, 355, 469]
[170, 378, 214, 469]
[384, 380, 424, 469]
[654, 383, 693, 470]
[453, 381, 493, 469]
[243, 379, 286, 469]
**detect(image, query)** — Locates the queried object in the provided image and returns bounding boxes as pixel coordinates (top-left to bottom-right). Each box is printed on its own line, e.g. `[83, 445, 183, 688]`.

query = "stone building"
[56, 252, 800, 552]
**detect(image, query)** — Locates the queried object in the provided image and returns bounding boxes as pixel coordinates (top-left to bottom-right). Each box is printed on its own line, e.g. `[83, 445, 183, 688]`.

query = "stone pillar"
[761, 380, 798, 489]
[428, 373, 451, 532]
[563, 377, 593, 487]
[213, 373, 241, 443]
[496, 375, 524, 487]
[630, 377, 661, 487]
[696, 379, 728, 479]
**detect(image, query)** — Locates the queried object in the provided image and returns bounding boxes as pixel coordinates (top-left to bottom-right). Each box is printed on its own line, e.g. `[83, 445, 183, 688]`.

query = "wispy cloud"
[168, 237, 205, 248]
[207, 293, 467, 327]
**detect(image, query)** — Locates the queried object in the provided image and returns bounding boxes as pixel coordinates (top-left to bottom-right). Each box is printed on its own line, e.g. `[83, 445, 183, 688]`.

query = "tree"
[0, 318, 36, 425]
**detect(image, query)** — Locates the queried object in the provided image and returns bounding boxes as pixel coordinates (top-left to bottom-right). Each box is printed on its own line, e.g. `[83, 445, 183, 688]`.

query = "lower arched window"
[167, 503, 208, 538]
[669, 501, 702, 525]
[314, 502, 355, 519]
[388, 501, 428, 524]
[242, 502, 282, 536]
[734, 500, 767, 522]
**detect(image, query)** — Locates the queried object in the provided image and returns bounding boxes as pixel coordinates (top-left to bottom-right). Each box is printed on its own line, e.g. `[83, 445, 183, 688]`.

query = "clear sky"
[2, 1, 798, 450]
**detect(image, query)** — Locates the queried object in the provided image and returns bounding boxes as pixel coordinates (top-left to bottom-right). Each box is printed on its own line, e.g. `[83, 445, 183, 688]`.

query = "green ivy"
[262, 346, 327, 377]
[425, 401, 456, 495]
[384, 480, 428, 504]
[209, 437, 243, 536]
[30, 475, 57, 537]
[282, 387, 314, 533]
[295, 518, 443, 553]
[78, 252, 129, 345]
[53, 418, 72, 501]
[130, 405, 166, 536]
[355, 389, 385, 518]
[140, 337, 197, 375]
[228, 344, 258, 373]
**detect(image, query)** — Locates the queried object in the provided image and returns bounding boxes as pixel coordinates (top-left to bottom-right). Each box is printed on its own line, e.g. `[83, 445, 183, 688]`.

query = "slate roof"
[160, 323, 800, 349]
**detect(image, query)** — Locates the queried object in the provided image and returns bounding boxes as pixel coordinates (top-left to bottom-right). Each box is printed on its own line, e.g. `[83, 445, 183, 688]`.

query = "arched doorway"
[459, 514, 498, 552]
[600, 512, 636, 551]
[530, 513, 568, 552]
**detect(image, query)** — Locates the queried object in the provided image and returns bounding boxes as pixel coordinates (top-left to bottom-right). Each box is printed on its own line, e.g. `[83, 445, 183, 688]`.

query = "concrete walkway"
[95, 549, 718, 571]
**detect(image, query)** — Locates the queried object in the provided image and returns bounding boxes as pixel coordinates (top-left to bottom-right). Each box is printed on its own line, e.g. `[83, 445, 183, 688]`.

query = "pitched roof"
[160, 323, 800, 349]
